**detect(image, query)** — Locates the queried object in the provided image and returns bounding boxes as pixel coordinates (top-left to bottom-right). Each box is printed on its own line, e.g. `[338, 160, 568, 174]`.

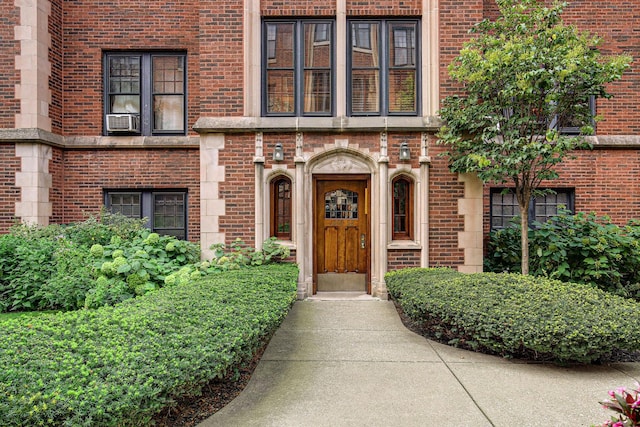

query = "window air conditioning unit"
[106, 114, 140, 132]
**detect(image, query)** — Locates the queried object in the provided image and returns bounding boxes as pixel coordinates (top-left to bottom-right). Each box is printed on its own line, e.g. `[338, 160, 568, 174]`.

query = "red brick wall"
[483, 148, 640, 237]
[218, 134, 256, 245]
[429, 145, 465, 267]
[0, 3, 19, 128]
[387, 249, 421, 271]
[440, 0, 484, 99]
[49, 0, 63, 134]
[56, 148, 200, 241]
[346, 0, 421, 15]
[199, 1, 243, 116]
[563, 1, 640, 135]
[553, 148, 640, 222]
[262, 1, 336, 16]
[61, 1, 200, 136]
[49, 146, 64, 225]
[0, 144, 20, 232]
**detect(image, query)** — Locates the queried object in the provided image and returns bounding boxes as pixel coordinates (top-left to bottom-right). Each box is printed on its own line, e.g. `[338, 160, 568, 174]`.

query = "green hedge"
[485, 210, 640, 300]
[0, 263, 298, 426]
[386, 268, 640, 364]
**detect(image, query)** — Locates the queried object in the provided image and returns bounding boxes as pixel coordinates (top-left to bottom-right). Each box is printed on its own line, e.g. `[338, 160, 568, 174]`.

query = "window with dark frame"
[556, 95, 597, 135]
[105, 52, 186, 136]
[263, 20, 334, 116]
[490, 188, 574, 230]
[352, 23, 372, 50]
[105, 190, 187, 239]
[392, 175, 414, 240]
[314, 23, 329, 43]
[271, 177, 292, 240]
[348, 19, 419, 116]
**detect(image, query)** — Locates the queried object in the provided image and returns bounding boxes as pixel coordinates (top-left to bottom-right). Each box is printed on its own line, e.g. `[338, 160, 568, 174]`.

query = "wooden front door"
[314, 176, 370, 293]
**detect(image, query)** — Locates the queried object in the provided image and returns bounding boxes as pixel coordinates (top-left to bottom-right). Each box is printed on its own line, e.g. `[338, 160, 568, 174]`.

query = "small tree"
[438, 0, 631, 274]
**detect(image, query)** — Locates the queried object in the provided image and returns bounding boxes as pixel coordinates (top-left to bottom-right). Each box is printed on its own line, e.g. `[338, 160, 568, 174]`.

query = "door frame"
[312, 174, 371, 294]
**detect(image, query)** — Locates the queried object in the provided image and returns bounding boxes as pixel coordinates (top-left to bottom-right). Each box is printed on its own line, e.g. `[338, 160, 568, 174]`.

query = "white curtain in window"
[154, 95, 184, 131]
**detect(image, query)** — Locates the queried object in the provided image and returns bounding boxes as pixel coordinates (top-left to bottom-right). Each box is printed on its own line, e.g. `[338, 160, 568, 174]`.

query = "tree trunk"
[520, 201, 530, 275]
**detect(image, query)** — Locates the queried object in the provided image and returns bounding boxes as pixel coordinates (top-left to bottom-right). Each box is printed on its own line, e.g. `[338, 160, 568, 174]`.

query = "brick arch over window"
[391, 174, 414, 240]
[270, 175, 292, 240]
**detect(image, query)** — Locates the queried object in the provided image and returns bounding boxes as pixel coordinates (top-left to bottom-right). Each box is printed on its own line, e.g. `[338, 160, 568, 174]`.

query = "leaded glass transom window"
[325, 189, 358, 219]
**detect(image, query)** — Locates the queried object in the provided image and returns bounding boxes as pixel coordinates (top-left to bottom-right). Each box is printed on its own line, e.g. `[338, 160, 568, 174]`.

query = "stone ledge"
[0, 129, 199, 148]
[3, 128, 640, 149]
[0, 128, 63, 146]
[193, 116, 444, 134]
[587, 135, 640, 148]
[63, 135, 199, 149]
[387, 241, 422, 250]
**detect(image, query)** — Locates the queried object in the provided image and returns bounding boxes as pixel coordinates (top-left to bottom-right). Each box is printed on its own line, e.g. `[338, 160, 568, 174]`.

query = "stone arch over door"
[298, 146, 385, 298]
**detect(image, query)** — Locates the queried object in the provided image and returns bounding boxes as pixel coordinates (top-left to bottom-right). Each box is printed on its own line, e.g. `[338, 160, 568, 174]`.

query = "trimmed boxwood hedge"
[386, 268, 640, 364]
[0, 263, 298, 427]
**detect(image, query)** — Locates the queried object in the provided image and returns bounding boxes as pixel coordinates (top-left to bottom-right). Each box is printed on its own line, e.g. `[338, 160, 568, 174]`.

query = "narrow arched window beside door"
[392, 175, 414, 240]
[271, 176, 292, 240]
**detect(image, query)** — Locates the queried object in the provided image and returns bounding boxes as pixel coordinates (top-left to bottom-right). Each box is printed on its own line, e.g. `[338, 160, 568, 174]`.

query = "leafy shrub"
[60, 209, 147, 247]
[486, 210, 640, 300]
[85, 230, 201, 308]
[0, 215, 293, 313]
[386, 268, 640, 363]
[0, 264, 298, 426]
[484, 220, 527, 274]
[210, 237, 291, 271]
[0, 233, 59, 311]
[0, 215, 200, 312]
[38, 239, 96, 311]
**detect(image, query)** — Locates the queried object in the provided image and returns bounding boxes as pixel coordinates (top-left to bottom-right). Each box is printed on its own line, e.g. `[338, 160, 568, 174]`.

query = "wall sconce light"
[399, 141, 411, 161]
[273, 143, 284, 162]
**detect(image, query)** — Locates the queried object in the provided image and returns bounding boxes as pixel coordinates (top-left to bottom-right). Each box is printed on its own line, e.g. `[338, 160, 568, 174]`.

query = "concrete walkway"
[200, 296, 640, 427]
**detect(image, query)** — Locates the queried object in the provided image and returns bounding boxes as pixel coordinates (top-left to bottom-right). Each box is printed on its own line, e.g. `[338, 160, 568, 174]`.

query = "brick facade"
[0, 144, 20, 230]
[1, 0, 639, 296]
[56, 148, 200, 241]
[61, 0, 201, 136]
[0, 3, 19, 128]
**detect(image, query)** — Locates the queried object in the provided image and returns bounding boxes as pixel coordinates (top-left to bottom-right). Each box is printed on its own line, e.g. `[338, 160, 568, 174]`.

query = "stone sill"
[3, 128, 640, 149]
[63, 135, 199, 149]
[193, 116, 444, 134]
[0, 129, 199, 148]
[387, 240, 422, 250]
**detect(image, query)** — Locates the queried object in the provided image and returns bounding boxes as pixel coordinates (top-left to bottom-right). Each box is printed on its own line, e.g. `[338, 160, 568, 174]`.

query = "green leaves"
[487, 210, 640, 301]
[438, 0, 631, 274]
[0, 214, 204, 312]
[386, 268, 640, 364]
[209, 237, 291, 271]
[0, 264, 298, 426]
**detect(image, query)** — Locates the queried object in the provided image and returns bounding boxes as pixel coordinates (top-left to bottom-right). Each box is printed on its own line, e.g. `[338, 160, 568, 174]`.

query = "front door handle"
[360, 233, 366, 249]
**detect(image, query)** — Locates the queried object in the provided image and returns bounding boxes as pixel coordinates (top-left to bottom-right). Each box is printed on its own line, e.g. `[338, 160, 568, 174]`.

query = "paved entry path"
[199, 298, 640, 427]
